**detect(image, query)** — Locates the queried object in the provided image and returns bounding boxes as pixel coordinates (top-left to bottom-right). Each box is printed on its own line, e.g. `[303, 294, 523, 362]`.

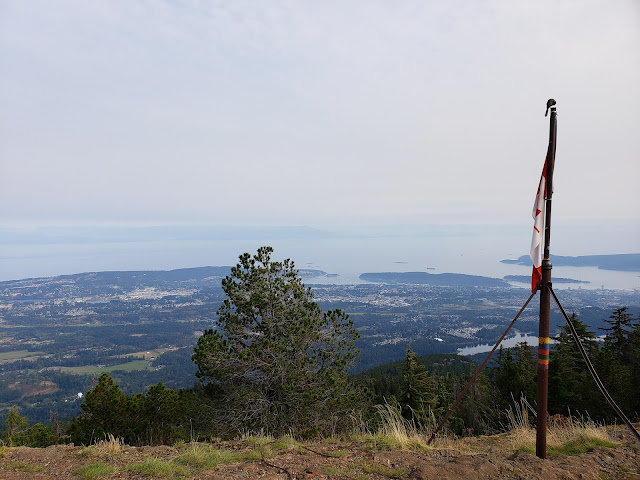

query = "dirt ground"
[1, 428, 639, 480]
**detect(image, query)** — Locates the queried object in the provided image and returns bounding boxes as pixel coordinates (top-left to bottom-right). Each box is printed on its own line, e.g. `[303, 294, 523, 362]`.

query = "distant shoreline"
[501, 253, 640, 272]
[503, 275, 589, 284]
[359, 271, 509, 288]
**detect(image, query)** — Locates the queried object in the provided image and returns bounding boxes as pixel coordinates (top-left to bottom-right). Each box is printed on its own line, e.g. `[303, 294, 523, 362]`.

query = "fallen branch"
[260, 443, 293, 480]
[301, 445, 335, 458]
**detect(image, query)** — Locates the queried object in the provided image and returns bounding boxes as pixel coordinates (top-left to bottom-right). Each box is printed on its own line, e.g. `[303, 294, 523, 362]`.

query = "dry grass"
[505, 397, 618, 455]
[240, 431, 274, 446]
[125, 457, 190, 477]
[174, 442, 245, 470]
[347, 398, 617, 457]
[74, 461, 118, 479]
[358, 402, 432, 451]
[508, 421, 618, 456]
[173, 435, 303, 471]
[81, 434, 125, 457]
[272, 434, 302, 452]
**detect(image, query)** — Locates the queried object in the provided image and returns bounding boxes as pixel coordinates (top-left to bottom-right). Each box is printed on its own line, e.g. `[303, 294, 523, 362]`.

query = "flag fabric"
[530, 160, 547, 291]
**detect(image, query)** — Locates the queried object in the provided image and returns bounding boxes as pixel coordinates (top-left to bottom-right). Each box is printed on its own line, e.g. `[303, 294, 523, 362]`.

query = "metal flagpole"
[536, 99, 557, 459]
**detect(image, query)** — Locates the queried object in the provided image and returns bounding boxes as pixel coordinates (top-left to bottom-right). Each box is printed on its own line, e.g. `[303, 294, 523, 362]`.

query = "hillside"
[1, 425, 639, 479]
[1, 266, 638, 424]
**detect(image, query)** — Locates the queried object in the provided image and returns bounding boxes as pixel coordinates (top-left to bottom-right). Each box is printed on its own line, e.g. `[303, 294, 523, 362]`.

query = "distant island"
[501, 253, 640, 272]
[359, 272, 509, 287]
[297, 269, 330, 278]
[503, 275, 590, 284]
[0, 266, 330, 291]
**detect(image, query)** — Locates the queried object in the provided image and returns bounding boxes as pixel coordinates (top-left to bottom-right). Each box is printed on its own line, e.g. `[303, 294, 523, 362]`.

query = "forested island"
[501, 253, 640, 271]
[359, 271, 509, 287]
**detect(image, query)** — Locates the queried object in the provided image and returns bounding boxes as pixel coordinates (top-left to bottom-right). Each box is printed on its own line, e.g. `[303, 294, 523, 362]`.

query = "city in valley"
[1, 265, 637, 423]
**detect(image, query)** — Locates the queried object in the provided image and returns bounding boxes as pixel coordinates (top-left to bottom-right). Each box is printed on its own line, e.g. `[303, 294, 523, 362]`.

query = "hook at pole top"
[545, 99, 557, 117]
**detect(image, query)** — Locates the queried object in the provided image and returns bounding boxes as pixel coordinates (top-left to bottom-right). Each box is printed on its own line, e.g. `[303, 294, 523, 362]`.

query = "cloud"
[0, 0, 638, 226]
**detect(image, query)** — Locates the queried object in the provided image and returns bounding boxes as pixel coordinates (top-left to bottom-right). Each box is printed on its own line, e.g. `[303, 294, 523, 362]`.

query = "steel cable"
[549, 286, 640, 443]
[427, 289, 538, 444]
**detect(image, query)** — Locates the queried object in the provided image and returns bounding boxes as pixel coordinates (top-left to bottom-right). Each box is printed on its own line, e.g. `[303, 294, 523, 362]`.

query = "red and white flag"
[530, 160, 547, 291]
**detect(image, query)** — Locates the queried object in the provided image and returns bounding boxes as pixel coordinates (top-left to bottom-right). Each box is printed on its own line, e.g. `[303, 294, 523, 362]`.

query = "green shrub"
[10, 423, 58, 448]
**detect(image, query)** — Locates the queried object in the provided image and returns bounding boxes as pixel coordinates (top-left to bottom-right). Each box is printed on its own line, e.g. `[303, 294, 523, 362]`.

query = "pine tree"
[455, 372, 495, 435]
[398, 345, 436, 426]
[548, 313, 600, 416]
[594, 307, 639, 421]
[627, 314, 640, 415]
[512, 342, 536, 404]
[192, 247, 362, 436]
[68, 375, 186, 445]
[68, 374, 130, 444]
[139, 382, 182, 445]
[601, 307, 634, 357]
[494, 343, 536, 409]
[594, 347, 633, 421]
[494, 346, 517, 410]
[5, 405, 28, 445]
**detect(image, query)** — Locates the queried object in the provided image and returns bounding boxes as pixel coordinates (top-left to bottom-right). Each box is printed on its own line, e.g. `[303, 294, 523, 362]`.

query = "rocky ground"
[1, 427, 639, 480]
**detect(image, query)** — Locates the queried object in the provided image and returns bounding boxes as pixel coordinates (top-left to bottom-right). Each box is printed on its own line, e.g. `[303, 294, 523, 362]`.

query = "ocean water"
[1, 224, 638, 290]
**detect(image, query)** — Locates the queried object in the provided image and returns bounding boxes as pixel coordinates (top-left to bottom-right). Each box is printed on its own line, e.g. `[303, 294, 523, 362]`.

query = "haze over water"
[1, 224, 638, 291]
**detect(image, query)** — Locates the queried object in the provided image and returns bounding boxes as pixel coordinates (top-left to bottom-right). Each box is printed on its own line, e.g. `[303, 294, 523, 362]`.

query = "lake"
[457, 333, 545, 356]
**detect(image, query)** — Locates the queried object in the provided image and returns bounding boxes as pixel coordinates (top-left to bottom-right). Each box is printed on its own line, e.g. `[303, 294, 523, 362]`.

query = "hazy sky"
[1, 0, 639, 228]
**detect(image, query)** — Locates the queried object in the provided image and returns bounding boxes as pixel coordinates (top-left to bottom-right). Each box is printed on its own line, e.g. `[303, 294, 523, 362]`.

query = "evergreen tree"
[11, 423, 58, 448]
[512, 342, 536, 404]
[68, 374, 186, 445]
[455, 372, 495, 435]
[627, 314, 640, 415]
[4, 405, 28, 445]
[139, 382, 182, 445]
[594, 347, 633, 421]
[494, 346, 517, 410]
[192, 247, 362, 437]
[601, 307, 634, 357]
[548, 313, 600, 416]
[595, 307, 637, 419]
[430, 370, 495, 436]
[494, 343, 536, 409]
[68, 374, 130, 444]
[398, 345, 436, 426]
